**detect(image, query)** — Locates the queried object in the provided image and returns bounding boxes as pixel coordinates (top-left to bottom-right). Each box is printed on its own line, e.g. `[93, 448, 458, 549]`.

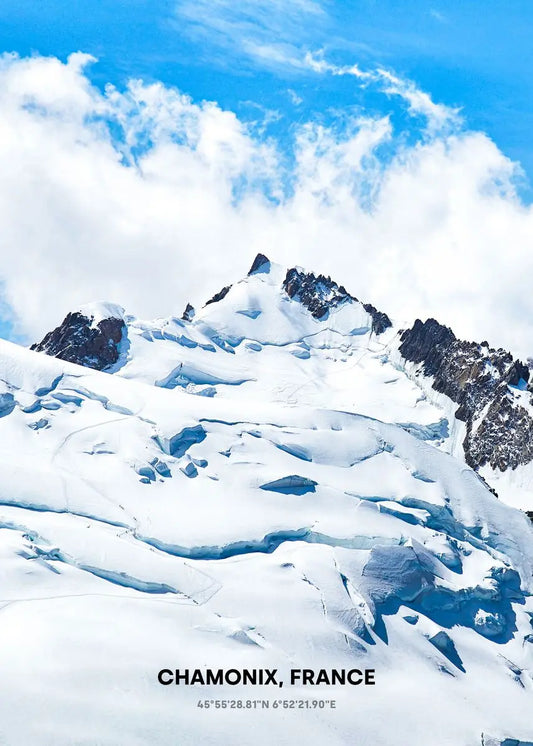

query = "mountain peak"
[282, 266, 354, 320]
[248, 253, 271, 275]
[77, 301, 125, 325]
[30, 303, 126, 371]
[282, 265, 392, 334]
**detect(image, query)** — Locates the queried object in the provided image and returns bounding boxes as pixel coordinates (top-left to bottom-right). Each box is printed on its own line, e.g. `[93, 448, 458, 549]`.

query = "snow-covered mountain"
[32, 253, 533, 512]
[1, 255, 532, 745]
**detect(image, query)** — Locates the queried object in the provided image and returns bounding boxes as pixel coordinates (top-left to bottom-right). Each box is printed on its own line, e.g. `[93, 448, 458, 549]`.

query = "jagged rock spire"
[31, 310, 125, 372]
[248, 253, 270, 275]
[282, 266, 392, 334]
[205, 285, 231, 306]
[181, 303, 195, 322]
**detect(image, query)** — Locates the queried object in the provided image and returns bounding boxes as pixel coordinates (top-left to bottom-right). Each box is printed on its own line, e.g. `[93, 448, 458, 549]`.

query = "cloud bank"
[0, 53, 532, 359]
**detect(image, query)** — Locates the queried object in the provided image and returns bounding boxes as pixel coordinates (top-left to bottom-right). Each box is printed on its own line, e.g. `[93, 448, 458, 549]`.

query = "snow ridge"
[1, 255, 531, 745]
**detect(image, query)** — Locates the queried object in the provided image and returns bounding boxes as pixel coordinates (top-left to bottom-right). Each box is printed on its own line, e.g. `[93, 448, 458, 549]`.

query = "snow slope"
[0, 260, 532, 745]
[113, 262, 446, 435]
[103, 259, 533, 510]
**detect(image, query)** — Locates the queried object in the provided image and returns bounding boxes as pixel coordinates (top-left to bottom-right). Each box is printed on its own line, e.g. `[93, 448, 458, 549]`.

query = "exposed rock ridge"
[362, 302, 394, 336]
[31, 312, 125, 371]
[248, 253, 270, 274]
[205, 285, 231, 306]
[399, 318, 533, 472]
[181, 303, 195, 321]
[283, 266, 392, 334]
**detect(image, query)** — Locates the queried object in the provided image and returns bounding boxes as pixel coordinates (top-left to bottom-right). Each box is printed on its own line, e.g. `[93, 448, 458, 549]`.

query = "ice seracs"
[1, 253, 530, 745]
[32, 254, 533, 510]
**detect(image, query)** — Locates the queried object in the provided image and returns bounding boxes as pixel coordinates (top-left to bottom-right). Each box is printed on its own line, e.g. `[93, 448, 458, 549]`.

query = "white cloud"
[175, 0, 458, 135]
[0, 53, 533, 361]
[287, 89, 303, 106]
[375, 67, 459, 132]
[429, 9, 447, 23]
[174, 0, 324, 71]
[304, 51, 460, 133]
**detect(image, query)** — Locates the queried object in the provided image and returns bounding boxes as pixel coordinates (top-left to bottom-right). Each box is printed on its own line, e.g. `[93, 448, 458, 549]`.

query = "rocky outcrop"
[248, 253, 270, 275]
[205, 285, 231, 306]
[399, 319, 533, 472]
[181, 303, 195, 321]
[283, 267, 391, 333]
[398, 318, 456, 375]
[468, 395, 533, 471]
[283, 267, 352, 319]
[31, 311, 125, 372]
[363, 303, 393, 335]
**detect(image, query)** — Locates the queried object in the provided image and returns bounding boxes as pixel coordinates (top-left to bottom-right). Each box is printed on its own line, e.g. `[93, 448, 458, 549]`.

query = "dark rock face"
[399, 318, 533, 472]
[283, 267, 391, 333]
[468, 395, 533, 471]
[31, 312, 125, 372]
[248, 253, 270, 275]
[283, 267, 353, 319]
[205, 285, 231, 306]
[398, 319, 456, 375]
[181, 303, 195, 322]
[363, 303, 393, 335]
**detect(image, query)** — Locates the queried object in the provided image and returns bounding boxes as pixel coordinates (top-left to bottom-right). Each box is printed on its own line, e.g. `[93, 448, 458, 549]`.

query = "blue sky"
[1, 0, 532, 189]
[1, 1, 533, 356]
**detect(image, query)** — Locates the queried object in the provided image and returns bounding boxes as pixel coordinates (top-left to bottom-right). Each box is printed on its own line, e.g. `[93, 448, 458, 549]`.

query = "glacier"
[0, 257, 532, 745]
